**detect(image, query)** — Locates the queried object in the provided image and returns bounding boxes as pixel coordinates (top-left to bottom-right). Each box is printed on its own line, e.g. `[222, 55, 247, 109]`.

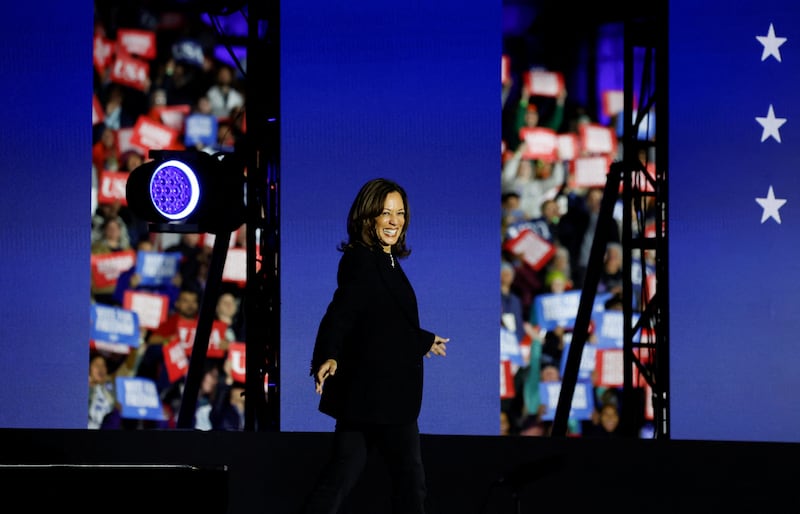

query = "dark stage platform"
[0, 429, 794, 513]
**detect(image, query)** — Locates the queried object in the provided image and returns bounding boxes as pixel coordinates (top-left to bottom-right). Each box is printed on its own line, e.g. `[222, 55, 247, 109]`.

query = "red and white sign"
[524, 69, 564, 98]
[92, 94, 105, 126]
[503, 228, 555, 271]
[93, 34, 114, 73]
[570, 156, 610, 188]
[579, 123, 618, 156]
[602, 90, 625, 117]
[97, 170, 129, 206]
[502, 54, 511, 84]
[109, 53, 150, 92]
[116, 28, 157, 60]
[222, 247, 247, 287]
[163, 338, 190, 383]
[176, 318, 229, 359]
[228, 342, 247, 384]
[129, 115, 181, 152]
[123, 290, 169, 330]
[151, 104, 191, 132]
[500, 360, 515, 399]
[91, 250, 136, 289]
[594, 348, 624, 387]
[116, 127, 148, 157]
[557, 133, 578, 161]
[519, 127, 558, 161]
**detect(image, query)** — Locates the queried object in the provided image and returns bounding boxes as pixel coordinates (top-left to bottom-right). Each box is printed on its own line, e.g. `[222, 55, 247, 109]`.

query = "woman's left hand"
[426, 335, 449, 358]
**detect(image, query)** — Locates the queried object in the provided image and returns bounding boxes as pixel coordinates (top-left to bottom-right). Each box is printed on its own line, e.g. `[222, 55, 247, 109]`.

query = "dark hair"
[339, 178, 411, 258]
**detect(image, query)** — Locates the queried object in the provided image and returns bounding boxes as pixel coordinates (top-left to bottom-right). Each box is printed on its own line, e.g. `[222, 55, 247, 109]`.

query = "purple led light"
[149, 160, 200, 220]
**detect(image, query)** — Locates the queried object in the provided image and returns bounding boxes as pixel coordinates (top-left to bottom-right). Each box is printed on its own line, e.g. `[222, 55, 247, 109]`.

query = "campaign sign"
[228, 341, 246, 384]
[570, 156, 610, 188]
[532, 290, 611, 331]
[163, 338, 190, 383]
[134, 251, 181, 287]
[539, 379, 595, 421]
[92, 94, 104, 125]
[524, 69, 564, 98]
[109, 52, 150, 92]
[91, 250, 136, 290]
[172, 38, 205, 67]
[501, 54, 510, 84]
[502, 228, 555, 271]
[152, 104, 191, 132]
[115, 376, 164, 421]
[579, 122, 617, 156]
[519, 127, 558, 161]
[129, 115, 181, 152]
[93, 34, 114, 74]
[500, 326, 524, 366]
[123, 290, 169, 330]
[177, 318, 229, 358]
[559, 340, 597, 381]
[97, 170, 129, 206]
[500, 360, 515, 399]
[90, 303, 140, 348]
[557, 133, 577, 161]
[592, 310, 642, 349]
[602, 89, 625, 117]
[116, 28, 157, 60]
[222, 247, 247, 286]
[594, 348, 624, 387]
[184, 112, 218, 147]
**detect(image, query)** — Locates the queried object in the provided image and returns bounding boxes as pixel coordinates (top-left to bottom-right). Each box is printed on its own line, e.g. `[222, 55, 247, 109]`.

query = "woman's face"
[374, 191, 405, 252]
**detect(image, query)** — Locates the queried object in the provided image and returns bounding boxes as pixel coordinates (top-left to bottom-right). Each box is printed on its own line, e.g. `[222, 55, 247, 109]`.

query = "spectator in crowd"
[216, 290, 244, 344]
[92, 201, 131, 249]
[136, 285, 201, 395]
[88, 353, 121, 429]
[501, 261, 527, 345]
[598, 241, 624, 296]
[210, 377, 246, 431]
[558, 186, 620, 289]
[112, 238, 182, 308]
[164, 232, 207, 291]
[92, 125, 120, 173]
[206, 63, 245, 120]
[501, 142, 566, 220]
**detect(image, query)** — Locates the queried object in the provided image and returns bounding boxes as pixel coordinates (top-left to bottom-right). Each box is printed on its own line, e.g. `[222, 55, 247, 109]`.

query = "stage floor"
[1, 429, 795, 513]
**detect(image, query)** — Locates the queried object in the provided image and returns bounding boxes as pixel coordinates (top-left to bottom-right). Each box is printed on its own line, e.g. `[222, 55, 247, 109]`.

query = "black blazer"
[311, 243, 435, 424]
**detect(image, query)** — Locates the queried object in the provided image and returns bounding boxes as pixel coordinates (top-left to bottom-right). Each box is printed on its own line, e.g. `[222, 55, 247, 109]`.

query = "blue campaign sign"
[134, 251, 182, 287]
[90, 304, 140, 348]
[115, 377, 165, 421]
[539, 379, 595, 421]
[184, 113, 218, 148]
[559, 339, 597, 381]
[592, 310, 641, 349]
[500, 326, 525, 366]
[532, 290, 612, 330]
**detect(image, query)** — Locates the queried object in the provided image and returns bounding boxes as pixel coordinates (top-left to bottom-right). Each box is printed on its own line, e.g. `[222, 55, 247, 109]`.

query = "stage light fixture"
[126, 149, 246, 234]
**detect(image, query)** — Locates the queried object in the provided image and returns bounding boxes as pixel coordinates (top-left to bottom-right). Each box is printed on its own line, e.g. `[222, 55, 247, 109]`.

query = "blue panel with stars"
[670, 0, 800, 442]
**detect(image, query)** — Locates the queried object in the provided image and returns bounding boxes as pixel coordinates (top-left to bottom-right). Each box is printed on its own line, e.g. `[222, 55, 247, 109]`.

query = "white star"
[756, 186, 787, 224]
[756, 23, 787, 62]
[755, 104, 787, 143]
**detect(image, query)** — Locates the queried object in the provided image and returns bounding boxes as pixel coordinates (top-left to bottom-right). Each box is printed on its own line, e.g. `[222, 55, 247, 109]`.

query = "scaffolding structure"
[553, 7, 669, 438]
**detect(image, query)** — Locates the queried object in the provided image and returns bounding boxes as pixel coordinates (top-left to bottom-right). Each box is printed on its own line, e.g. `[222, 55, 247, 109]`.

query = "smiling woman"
[303, 178, 450, 513]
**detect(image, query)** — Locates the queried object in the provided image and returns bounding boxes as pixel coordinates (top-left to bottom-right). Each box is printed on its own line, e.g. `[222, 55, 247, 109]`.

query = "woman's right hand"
[315, 359, 338, 394]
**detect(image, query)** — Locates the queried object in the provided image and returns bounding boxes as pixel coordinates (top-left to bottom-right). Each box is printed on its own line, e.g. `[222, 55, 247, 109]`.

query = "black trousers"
[302, 420, 427, 514]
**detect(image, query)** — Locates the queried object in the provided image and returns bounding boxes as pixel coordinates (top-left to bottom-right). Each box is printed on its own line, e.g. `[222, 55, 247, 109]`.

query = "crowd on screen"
[90, 3, 249, 430]
[89, 3, 656, 436]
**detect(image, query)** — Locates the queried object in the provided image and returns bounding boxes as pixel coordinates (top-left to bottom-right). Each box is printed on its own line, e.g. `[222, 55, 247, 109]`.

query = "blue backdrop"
[3, 0, 798, 443]
[669, 0, 800, 442]
[279, 1, 501, 435]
